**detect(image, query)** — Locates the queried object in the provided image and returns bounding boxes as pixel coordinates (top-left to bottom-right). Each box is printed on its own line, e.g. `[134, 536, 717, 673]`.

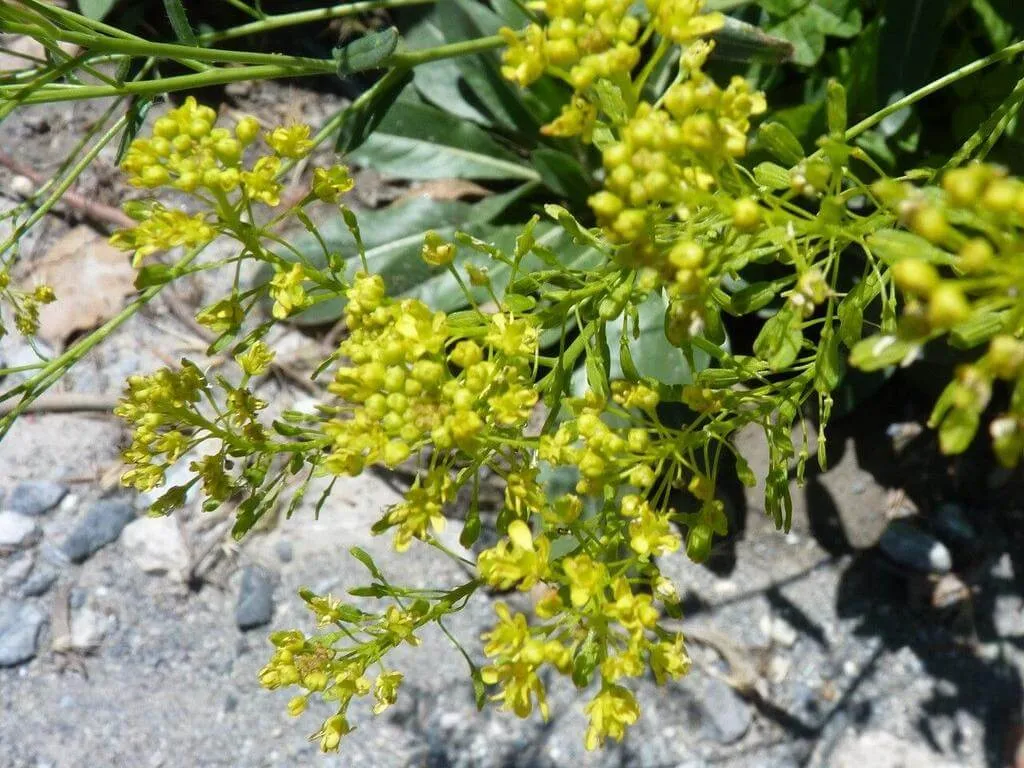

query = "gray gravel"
[0, 599, 45, 667]
[7, 480, 68, 517]
[235, 565, 275, 630]
[61, 498, 136, 563]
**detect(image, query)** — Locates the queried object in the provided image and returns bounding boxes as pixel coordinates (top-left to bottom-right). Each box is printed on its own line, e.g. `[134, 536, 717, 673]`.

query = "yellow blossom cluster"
[321, 273, 541, 549]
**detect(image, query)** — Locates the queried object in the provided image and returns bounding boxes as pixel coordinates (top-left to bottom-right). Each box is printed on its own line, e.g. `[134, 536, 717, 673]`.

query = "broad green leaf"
[531, 148, 593, 208]
[335, 68, 413, 154]
[405, 17, 493, 126]
[435, 0, 544, 133]
[334, 27, 400, 75]
[711, 16, 794, 64]
[349, 100, 538, 180]
[761, 0, 862, 66]
[753, 162, 791, 190]
[79, 0, 118, 20]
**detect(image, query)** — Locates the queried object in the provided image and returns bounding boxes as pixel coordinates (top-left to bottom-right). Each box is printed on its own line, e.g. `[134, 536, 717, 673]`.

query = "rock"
[62, 498, 135, 563]
[274, 539, 293, 564]
[235, 566, 274, 630]
[7, 481, 67, 516]
[932, 501, 977, 543]
[830, 730, 963, 768]
[698, 675, 751, 744]
[0, 600, 46, 667]
[760, 614, 799, 648]
[0, 511, 40, 552]
[19, 564, 58, 598]
[70, 606, 115, 651]
[878, 520, 952, 573]
[2, 552, 34, 587]
[121, 515, 190, 578]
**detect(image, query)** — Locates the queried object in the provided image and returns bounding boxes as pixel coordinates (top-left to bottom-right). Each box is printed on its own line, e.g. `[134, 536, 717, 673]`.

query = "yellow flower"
[561, 553, 607, 608]
[649, 635, 691, 685]
[312, 165, 355, 202]
[372, 671, 403, 715]
[584, 685, 640, 750]
[269, 263, 310, 319]
[421, 230, 457, 267]
[109, 206, 215, 266]
[477, 520, 550, 591]
[236, 340, 275, 376]
[265, 123, 315, 158]
[241, 155, 282, 206]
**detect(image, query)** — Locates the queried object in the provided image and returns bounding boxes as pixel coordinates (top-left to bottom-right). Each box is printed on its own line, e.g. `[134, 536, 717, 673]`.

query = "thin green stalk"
[198, 0, 436, 44]
[386, 35, 506, 67]
[15, 0, 211, 73]
[1, 63, 332, 104]
[845, 39, 1024, 141]
[3, 22, 333, 69]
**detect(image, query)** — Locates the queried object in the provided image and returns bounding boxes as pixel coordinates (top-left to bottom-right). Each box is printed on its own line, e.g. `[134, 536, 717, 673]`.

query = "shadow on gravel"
[806, 370, 1024, 768]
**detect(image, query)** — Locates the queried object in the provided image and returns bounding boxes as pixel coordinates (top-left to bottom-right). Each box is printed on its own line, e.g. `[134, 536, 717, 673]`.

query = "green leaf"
[937, 407, 980, 454]
[711, 16, 794, 64]
[531, 148, 592, 207]
[867, 230, 956, 266]
[814, 327, 842, 393]
[348, 100, 538, 180]
[757, 122, 805, 165]
[762, 0, 862, 66]
[837, 272, 880, 347]
[608, 291, 715, 388]
[162, 0, 196, 45]
[753, 161, 791, 190]
[334, 27, 400, 75]
[350, 546, 386, 580]
[78, 0, 118, 20]
[335, 68, 413, 154]
[753, 307, 803, 371]
[848, 334, 919, 371]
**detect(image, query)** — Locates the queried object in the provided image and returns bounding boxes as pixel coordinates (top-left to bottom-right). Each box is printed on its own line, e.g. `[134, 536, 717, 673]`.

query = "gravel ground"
[2, 55, 1024, 768]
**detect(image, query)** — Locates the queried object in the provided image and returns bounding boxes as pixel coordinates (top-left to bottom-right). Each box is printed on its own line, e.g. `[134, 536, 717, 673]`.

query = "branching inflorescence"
[3, 0, 1023, 755]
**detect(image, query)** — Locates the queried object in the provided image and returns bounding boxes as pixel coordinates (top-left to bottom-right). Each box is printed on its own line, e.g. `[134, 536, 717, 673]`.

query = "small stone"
[0, 599, 46, 667]
[62, 498, 135, 563]
[699, 675, 751, 744]
[224, 694, 239, 713]
[932, 501, 977, 543]
[0, 511, 40, 552]
[19, 564, 58, 598]
[70, 606, 114, 651]
[121, 515, 190, 578]
[9, 174, 35, 199]
[3, 552, 34, 586]
[274, 539, 293, 564]
[7, 481, 68, 517]
[879, 520, 952, 573]
[767, 655, 791, 684]
[760, 615, 799, 648]
[830, 730, 963, 768]
[235, 566, 274, 630]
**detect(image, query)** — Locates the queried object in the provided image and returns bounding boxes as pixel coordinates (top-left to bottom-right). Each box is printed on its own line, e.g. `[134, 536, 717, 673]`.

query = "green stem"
[4, 22, 334, 69]
[385, 35, 506, 67]
[845, 39, 1024, 141]
[197, 0, 436, 44]
[1, 63, 332, 104]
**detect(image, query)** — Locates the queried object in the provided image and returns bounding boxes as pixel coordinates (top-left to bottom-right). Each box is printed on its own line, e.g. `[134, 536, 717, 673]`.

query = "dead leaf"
[400, 179, 491, 203]
[25, 226, 136, 349]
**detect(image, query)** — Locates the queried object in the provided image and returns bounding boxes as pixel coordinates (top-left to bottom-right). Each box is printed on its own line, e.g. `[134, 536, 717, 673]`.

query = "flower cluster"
[320, 273, 541, 549]
[0, 275, 56, 337]
[859, 164, 1024, 465]
[259, 599, 413, 751]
